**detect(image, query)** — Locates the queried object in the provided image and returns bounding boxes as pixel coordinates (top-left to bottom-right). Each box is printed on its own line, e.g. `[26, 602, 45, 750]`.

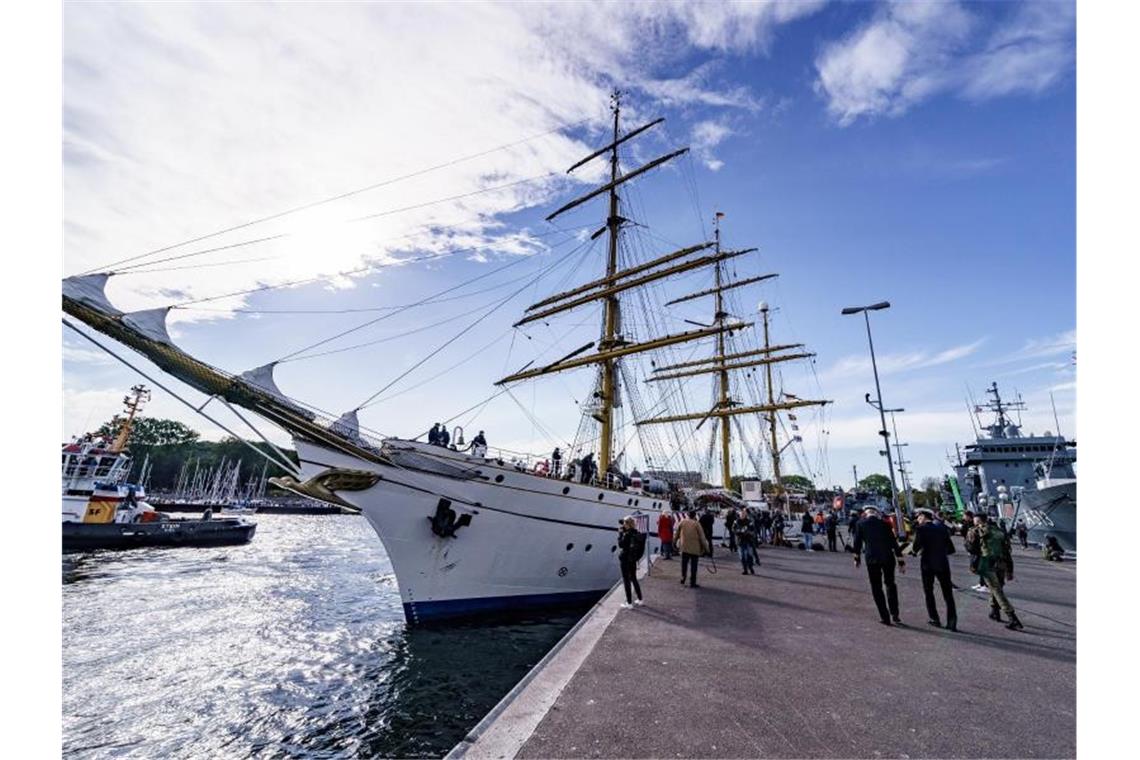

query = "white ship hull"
[294, 439, 671, 624]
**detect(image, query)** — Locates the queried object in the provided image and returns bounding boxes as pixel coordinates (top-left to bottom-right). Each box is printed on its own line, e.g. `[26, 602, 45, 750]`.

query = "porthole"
[585, 544, 593, 551]
[627, 498, 632, 506]
[597, 493, 605, 501]
[566, 543, 574, 551]
[610, 545, 617, 552]
[634, 499, 639, 506]
[495, 474, 504, 483]
[562, 486, 570, 495]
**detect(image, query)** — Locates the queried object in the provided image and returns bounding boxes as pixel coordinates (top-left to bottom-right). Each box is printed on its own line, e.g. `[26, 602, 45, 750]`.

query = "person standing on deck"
[439, 425, 451, 448]
[617, 517, 645, 608]
[674, 510, 709, 587]
[801, 511, 814, 551]
[551, 447, 562, 478]
[853, 506, 906, 626]
[911, 509, 958, 631]
[579, 452, 596, 484]
[968, 514, 1024, 630]
[428, 423, 441, 445]
[657, 509, 676, 560]
[699, 509, 715, 558]
[470, 430, 487, 457]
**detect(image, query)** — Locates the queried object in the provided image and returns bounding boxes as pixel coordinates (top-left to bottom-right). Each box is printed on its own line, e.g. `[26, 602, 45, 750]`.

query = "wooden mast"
[714, 215, 732, 489]
[598, 91, 623, 475]
[761, 304, 783, 509]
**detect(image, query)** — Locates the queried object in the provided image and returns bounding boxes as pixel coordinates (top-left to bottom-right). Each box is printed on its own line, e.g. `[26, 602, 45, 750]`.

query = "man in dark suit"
[852, 506, 906, 625]
[910, 508, 958, 631]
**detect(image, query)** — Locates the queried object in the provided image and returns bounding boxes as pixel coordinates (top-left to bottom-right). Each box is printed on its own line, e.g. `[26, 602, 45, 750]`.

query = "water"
[62, 514, 583, 758]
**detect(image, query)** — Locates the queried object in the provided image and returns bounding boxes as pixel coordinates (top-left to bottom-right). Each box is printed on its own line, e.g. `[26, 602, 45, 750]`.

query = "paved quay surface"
[500, 534, 1075, 759]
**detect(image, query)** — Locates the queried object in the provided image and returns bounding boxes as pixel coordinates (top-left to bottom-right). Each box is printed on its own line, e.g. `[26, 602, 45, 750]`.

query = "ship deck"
[452, 536, 1075, 759]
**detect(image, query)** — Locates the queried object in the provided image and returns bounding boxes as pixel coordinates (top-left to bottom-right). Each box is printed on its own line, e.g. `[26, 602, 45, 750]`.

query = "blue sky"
[62, 1, 1076, 488]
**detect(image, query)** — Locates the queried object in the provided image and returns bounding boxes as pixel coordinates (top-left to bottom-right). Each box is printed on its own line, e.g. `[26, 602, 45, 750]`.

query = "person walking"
[967, 514, 1024, 631]
[617, 517, 645, 608]
[847, 510, 859, 541]
[657, 509, 676, 560]
[724, 507, 738, 553]
[1016, 520, 1029, 549]
[852, 506, 906, 626]
[699, 509, 715, 558]
[801, 511, 814, 551]
[735, 511, 759, 575]
[551, 447, 562, 478]
[826, 511, 839, 552]
[910, 509, 958, 631]
[674, 510, 709, 587]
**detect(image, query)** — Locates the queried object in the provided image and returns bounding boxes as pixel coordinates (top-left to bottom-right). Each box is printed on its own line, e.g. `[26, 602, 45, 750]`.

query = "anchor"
[427, 497, 471, 538]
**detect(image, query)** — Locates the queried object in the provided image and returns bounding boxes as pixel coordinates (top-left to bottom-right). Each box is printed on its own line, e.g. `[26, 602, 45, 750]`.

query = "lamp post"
[842, 302, 903, 537]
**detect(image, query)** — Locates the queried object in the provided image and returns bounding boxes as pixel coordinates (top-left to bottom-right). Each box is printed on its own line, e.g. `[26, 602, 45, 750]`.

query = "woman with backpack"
[617, 517, 645, 608]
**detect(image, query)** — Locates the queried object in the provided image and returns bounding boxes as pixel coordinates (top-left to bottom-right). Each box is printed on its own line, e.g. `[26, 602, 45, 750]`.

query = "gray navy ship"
[950, 383, 1076, 551]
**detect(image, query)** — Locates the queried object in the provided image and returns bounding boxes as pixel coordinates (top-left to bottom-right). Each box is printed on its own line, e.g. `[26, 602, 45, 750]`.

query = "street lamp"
[842, 301, 904, 536]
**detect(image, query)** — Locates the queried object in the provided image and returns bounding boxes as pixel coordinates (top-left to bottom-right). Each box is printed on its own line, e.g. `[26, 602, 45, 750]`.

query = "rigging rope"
[76, 118, 590, 276]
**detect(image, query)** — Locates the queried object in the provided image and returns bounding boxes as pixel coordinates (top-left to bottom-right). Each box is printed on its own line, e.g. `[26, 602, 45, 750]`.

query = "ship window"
[566, 543, 574, 551]
[562, 486, 570, 495]
[627, 498, 633, 506]
[495, 474, 504, 483]
[634, 499, 639, 506]
[585, 544, 592, 552]
[597, 493, 605, 501]
[611, 546, 617, 552]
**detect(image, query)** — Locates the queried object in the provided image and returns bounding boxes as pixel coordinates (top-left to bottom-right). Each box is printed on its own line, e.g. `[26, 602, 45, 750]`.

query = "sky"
[62, 0, 1076, 489]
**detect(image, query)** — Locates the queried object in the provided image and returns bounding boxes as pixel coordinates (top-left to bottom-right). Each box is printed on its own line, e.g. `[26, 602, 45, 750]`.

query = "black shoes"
[1006, 614, 1024, 631]
[690, 583, 700, 588]
[947, 620, 958, 632]
[879, 619, 893, 626]
[989, 608, 1002, 622]
[892, 616, 902, 625]
[928, 620, 942, 628]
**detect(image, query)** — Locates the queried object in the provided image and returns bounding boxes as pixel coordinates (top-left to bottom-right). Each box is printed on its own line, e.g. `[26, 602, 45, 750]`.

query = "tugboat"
[62, 385, 256, 552]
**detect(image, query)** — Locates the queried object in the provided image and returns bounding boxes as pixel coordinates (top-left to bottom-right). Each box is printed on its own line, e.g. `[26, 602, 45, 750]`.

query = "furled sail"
[62, 273, 122, 316]
[121, 307, 174, 346]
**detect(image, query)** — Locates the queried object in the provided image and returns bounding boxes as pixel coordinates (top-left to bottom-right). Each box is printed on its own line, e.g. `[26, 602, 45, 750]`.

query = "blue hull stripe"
[404, 589, 606, 624]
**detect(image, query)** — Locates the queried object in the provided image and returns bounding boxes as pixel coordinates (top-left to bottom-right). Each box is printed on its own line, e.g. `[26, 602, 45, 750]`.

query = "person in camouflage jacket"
[967, 514, 1024, 631]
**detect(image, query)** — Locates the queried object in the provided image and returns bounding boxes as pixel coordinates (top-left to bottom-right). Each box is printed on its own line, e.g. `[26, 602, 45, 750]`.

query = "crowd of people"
[617, 500, 1060, 636]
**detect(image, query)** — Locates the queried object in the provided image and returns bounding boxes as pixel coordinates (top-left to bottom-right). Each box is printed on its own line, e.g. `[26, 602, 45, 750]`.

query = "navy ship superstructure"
[961, 383, 1076, 551]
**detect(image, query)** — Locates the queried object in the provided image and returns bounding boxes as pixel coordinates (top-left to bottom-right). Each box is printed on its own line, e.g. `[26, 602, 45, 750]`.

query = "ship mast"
[760, 304, 783, 505]
[110, 383, 151, 453]
[714, 214, 732, 489]
[598, 92, 622, 474]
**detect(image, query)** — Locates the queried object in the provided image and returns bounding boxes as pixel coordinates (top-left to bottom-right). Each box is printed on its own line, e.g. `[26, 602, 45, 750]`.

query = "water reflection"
[63, 515, 580, 758]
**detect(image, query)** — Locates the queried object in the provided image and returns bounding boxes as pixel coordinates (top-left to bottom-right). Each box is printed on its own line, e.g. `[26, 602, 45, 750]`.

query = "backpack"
[632, 531, 647, 561]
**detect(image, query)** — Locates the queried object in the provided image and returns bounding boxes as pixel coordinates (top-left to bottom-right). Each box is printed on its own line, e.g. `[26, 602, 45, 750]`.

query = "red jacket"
[657, 512, 676, 541]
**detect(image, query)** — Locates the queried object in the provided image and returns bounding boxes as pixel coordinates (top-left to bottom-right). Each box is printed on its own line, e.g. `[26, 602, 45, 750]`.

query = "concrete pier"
[453, 534, 1075, 759]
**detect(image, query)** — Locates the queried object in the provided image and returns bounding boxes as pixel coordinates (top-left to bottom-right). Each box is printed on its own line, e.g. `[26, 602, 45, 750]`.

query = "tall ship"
[62, 93, 825, 622]
[953, 383, 1076, 550]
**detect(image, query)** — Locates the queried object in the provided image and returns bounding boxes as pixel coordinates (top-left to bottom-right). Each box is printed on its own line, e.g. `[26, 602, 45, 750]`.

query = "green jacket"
[968, 524, 1014, 576]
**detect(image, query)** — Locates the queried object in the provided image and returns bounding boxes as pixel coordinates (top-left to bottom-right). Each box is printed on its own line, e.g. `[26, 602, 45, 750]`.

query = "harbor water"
[62, 514, 583, 758]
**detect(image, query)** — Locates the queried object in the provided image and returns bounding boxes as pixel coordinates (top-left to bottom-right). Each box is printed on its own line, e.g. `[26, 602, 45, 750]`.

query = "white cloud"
[984, 328, 1076, 366]
[820, 338, 986, 382]
[691, 119, 734, 171]
[814, 1, 1074, 125]
[64, 2, 823, 322]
